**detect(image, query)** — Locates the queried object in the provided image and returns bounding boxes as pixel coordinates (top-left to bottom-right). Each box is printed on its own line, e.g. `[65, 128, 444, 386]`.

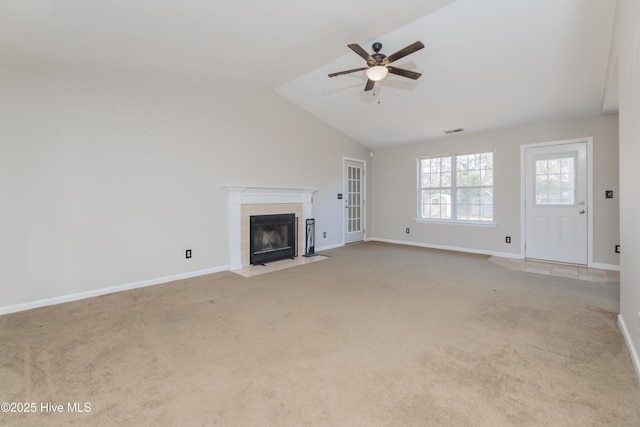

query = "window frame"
[417, 150, 496, 226]
[532, 152, 577, 207]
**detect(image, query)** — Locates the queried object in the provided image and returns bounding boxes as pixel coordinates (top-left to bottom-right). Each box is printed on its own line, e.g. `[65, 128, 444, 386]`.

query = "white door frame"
[520, 137, 594, 266]
[343, 157, 367, 244]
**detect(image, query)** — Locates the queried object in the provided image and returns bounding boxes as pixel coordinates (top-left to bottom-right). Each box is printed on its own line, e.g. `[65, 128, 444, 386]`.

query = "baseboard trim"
[0, 265, 228, 316]
[591, 262, 620, 272]
[369, 237, 521, 259]
[618, 314, 640, 384]
[315, 243, 345, 252]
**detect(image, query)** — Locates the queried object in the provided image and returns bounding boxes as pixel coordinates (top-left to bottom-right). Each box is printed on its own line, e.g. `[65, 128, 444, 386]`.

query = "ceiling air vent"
[444, 128, 465, 135]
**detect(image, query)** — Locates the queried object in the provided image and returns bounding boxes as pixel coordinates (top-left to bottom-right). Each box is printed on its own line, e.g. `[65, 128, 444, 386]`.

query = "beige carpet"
[1, 242, 639, 426]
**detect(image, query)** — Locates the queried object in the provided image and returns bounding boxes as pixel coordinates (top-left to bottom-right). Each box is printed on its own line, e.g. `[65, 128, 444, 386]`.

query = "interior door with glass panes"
[525, 142, 587, 264]
[344, 159, 365, 244]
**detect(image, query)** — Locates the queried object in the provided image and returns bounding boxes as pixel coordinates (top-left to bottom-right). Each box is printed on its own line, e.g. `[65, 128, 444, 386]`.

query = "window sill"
[415, 219, 498, 227]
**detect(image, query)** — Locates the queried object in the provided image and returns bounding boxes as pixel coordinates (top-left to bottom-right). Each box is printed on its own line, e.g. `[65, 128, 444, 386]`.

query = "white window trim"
[416, 151, 495, 225]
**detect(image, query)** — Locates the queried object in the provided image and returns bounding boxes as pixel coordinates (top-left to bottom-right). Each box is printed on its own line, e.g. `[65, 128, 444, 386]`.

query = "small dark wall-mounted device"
[337, 194, 343, 199]
[605, 190, 614, 199]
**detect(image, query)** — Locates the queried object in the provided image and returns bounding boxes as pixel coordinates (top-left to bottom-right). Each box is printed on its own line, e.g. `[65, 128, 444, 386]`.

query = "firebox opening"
[250, 213, 297, 265]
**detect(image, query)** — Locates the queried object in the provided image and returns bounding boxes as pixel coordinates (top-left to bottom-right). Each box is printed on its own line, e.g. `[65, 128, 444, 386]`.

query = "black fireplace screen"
[250, 213, 297, 265]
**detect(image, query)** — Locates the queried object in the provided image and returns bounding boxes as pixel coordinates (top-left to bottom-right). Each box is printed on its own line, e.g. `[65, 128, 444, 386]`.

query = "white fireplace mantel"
[225, 186, 317, 270]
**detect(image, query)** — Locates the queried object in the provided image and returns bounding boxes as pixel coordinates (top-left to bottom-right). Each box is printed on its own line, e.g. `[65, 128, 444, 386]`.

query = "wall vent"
[444, 128, 465, 134]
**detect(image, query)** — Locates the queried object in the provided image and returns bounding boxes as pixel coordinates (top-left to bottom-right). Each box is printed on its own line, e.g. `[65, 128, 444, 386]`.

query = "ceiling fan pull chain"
[374, 89, 382, 105]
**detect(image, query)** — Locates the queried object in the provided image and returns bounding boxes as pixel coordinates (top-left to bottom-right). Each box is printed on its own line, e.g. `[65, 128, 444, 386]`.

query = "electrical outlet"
[323, 232, 327, 238]
[615, 245, 620, 254]
[186, 249, 192, 259]
[505, 236, 511, 244]
[406, 228, 410, 234]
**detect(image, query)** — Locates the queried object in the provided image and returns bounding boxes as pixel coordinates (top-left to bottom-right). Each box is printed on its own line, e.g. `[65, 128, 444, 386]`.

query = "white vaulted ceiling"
[0, 0, 618, 149]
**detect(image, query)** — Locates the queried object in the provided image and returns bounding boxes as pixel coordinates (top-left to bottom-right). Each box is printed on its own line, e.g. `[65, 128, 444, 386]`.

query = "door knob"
[579, 210, 586, 214]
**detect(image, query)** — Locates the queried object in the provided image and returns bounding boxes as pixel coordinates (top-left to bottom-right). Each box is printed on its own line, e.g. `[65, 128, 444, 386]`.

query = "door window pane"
[535, 156, 575, 205]
[347, 165, 362, 233]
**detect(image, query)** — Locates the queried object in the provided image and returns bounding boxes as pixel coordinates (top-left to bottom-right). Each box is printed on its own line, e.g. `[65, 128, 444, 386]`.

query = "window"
[534, 154, 575, 205]
[418, 151, 494, 222]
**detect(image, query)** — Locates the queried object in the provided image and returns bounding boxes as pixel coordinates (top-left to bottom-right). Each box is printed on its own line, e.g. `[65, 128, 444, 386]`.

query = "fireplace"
[225, 187, 315, 270]
[250, 213, 297, 265]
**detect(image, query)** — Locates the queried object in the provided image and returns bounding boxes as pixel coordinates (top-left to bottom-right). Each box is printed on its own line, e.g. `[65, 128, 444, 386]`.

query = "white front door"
[345, 159, 365, 244]
[524, 142, 588, 264]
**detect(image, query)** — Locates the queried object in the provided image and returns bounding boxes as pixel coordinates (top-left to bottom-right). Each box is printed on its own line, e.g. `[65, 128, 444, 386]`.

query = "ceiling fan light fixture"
[328, 41, 424, 91]
[366, 65, 388, 81]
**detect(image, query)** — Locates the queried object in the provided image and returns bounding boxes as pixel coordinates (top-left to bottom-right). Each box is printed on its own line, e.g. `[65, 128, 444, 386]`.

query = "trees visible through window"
[534, 155, 575, 205]
[419, 151, 493, 222]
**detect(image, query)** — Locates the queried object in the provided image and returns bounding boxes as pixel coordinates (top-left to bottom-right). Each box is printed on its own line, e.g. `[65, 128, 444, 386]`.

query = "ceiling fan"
[328, 41, 425, 91]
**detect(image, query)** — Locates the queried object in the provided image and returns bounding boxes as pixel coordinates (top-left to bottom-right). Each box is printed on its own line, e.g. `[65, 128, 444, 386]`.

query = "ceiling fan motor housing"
[371, 42, 386, 64]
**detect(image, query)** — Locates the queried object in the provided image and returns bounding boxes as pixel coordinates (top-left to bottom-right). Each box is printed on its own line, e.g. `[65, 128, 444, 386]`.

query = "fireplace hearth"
[250, 213, 297, 265]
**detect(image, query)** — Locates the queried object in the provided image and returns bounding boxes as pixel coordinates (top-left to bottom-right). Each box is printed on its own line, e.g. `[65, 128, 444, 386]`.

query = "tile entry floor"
[488, 256, 620, 283]
[232, 251, 619, 283]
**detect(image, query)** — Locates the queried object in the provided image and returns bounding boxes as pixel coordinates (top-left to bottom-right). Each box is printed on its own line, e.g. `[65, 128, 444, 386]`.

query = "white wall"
[0, 63, 370, 311]
[617, 0, 640, 379]
[370, 114, 619, 266]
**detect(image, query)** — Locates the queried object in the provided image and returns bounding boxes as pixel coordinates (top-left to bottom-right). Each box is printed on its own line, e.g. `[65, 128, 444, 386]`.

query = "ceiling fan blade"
[348, 43, 374, 64]
[364, 79, 375, 91]
[328, 67, 368, 77]
[387, 66, 422, 80]
[384, 41, 425, 64]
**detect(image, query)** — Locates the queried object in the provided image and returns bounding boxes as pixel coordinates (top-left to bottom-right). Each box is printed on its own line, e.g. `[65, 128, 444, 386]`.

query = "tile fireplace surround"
[225, 187, 316, 270]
